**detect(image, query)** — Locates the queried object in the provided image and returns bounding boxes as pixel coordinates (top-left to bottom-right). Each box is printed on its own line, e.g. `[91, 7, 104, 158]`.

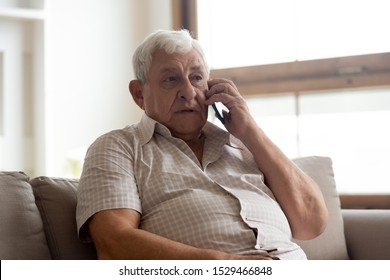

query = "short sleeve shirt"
[76, 113, 306, 259]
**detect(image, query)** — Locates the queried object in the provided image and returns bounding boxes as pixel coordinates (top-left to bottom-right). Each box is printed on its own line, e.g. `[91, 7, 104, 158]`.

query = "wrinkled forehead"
[150, 48, 209, 75]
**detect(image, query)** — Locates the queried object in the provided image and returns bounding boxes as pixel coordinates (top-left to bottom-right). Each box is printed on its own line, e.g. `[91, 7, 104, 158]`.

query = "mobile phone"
[208, 82, 225, 124]
[212, 103, 225, 124]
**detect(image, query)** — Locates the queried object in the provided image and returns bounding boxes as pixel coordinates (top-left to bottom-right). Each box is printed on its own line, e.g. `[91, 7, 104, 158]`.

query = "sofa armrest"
[342, 209, 390, 259]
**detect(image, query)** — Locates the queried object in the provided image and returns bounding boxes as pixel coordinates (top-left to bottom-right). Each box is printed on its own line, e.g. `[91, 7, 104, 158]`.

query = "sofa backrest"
[0, 172, 51, 259]
[0, 171, 96, 260]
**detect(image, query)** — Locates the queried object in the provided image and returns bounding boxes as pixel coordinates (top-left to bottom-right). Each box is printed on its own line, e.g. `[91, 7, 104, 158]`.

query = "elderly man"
[76, 29, 328, 260]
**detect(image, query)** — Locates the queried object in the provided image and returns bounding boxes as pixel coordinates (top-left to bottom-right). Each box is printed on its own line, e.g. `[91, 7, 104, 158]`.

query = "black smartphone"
[208, 82, 225, 124]
[212, 103, 225, 124]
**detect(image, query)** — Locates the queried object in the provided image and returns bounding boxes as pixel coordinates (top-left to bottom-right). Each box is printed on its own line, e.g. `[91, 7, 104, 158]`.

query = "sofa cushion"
[30, 176, 96, 259]
[292, 156, 349, 260]
[343, 209, 390, 260]
[0, 171, 51, 259]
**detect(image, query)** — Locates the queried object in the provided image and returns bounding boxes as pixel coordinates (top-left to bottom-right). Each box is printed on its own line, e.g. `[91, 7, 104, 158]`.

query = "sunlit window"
[197, 0, 390, 69]
[244, 88, 390, 194]
[298, 89, 390, 194]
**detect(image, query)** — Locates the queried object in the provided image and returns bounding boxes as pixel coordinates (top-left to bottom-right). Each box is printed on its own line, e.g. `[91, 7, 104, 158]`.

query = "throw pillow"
[292, 156, 349, 259]
[30, 176, 97, 259]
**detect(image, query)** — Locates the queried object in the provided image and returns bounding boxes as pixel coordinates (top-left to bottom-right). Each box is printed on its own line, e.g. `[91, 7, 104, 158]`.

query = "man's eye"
[192, 75, 203, 82]
[164, 76, 176, 82]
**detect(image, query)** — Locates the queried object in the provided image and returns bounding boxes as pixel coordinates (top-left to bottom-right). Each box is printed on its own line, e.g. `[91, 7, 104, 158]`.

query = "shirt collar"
[136, 112, 238, 148]
[136, 113, 172, 145]
[203, 121, 230, 146]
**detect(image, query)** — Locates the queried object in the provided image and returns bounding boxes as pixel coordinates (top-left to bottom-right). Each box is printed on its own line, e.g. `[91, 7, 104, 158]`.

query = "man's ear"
[129, 80, 145, 110]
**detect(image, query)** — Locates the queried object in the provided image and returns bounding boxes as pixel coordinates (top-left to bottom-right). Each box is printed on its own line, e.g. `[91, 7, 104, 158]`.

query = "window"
[246, 88, 390, 194]
[197, 0, 390, 68]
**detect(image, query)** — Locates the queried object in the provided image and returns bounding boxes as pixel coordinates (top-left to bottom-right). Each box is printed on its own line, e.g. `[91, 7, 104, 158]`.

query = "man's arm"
[88, 208, 275, 259]
[238, 125, 328, 240]
[206, 79, 328, 240]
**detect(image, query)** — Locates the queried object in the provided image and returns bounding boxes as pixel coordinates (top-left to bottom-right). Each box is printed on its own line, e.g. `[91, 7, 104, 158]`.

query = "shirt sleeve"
[76, 130, 141, 242]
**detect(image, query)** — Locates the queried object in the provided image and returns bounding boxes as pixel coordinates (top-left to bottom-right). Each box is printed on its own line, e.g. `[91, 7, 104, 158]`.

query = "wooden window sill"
[340, 194, 390, 209]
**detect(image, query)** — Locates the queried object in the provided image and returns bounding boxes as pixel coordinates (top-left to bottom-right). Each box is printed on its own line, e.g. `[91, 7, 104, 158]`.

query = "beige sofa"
[1, 156, 389, 260]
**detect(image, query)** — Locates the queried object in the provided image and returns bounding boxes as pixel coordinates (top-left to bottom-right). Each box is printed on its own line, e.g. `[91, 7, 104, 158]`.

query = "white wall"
[42, 0, 173, 177]
[0, 20, 27, 172]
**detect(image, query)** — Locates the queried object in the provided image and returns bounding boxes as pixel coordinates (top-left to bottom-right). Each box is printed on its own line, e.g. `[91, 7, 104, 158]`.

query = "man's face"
[141, 48, 209, 139]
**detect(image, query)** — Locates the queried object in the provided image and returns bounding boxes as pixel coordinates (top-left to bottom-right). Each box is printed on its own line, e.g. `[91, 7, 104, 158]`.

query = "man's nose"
[177, 79, 197, 100]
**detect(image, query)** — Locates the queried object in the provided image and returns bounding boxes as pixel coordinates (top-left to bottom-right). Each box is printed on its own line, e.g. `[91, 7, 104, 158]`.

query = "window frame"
[172, 0, 390, 209]
[210, 53, 390, 96]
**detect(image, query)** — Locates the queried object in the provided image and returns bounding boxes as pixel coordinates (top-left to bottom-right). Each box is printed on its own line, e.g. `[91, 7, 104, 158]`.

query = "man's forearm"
[96, 226, 224, 260]
[89, 210, 274, 260]
[240, 124, 328, 240]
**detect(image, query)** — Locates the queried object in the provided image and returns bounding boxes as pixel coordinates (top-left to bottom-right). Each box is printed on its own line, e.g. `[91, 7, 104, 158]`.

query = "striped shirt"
[76, 113, 306, 259]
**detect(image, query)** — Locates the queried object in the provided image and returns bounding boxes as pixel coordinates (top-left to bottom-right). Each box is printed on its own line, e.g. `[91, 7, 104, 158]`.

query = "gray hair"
[132, 29, 210, 83]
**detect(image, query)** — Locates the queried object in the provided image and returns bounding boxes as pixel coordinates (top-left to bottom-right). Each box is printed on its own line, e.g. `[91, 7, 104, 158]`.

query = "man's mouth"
[177, 108, 196, 113]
